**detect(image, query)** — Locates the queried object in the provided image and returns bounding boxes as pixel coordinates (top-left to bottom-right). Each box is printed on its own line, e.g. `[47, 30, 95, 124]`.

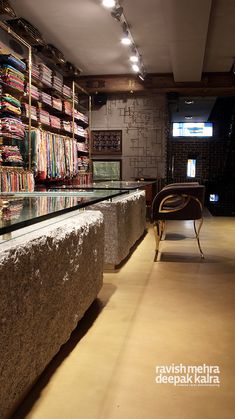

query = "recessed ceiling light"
[185, 99, 194, 105]
[132, 64, 140, 72]
[102, 0, 116, 8]
[185, 116, 193, 119]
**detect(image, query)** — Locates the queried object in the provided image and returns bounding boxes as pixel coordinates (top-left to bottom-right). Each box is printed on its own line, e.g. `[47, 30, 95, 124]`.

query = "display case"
[0, 189, 128, 236]
[47, 179, 156, 191]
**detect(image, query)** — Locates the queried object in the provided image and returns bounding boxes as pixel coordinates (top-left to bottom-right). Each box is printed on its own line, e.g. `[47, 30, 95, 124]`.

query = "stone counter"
[90, 190, 146, 267]
[0, 210, 104, 418]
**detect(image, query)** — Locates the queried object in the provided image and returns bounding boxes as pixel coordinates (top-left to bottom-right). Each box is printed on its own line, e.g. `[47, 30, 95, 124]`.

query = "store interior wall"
[91, 93, 168, 180]
[167, 97, 235, 215]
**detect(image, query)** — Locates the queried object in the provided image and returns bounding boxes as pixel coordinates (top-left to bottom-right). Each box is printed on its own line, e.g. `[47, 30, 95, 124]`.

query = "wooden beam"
[76, 73, 235, 96]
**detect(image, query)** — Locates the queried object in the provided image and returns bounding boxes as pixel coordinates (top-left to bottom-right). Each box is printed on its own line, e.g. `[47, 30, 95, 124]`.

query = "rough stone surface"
[90, 191, 146, 265]
[0, 211, 104, 419]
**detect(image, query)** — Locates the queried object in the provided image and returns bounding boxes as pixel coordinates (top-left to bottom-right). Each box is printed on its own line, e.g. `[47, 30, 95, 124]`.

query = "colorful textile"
[22, 103, 37, 121]
[63, 85, 72, 98]
[0, 117, 25, 139]
[0, 145, 24, 166]
[0, 54, 26, 72]
[29, 128, 78, 179]
[38, 63, 52, 87]
[74, 109, 88, 124]
[52, 97, 62, 111]
[0, 169, 34, 192]
[63, 100, 72, 116]
[0, 65, 25, 92]
[52, 74, 63, 92]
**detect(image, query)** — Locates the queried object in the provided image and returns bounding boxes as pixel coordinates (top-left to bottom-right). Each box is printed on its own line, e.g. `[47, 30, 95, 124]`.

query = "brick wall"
[167, 138, 228, 184]
[91, 93, 168, 179]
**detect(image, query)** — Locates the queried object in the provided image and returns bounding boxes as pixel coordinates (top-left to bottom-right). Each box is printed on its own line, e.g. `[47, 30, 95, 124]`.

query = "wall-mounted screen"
[93, 160, 121, 181]
[173, 122, 213, 137]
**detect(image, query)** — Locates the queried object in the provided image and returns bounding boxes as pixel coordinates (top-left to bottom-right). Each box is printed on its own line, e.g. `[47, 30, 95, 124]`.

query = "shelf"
[77, 150, 89, 155]
[77, 171, 91, 175]
[23, 96, 87, 128]
[22, 117, 87, 141]
[92, 150, 122, 155]
[74, 116, 89, 128]
[25, 73, 73, 101]
[0, 165, 26, 171]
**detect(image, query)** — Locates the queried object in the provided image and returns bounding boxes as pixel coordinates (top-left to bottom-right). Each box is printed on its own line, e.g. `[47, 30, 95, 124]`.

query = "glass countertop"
[44, 180, 156, 191]
[0, 189, 127, 236]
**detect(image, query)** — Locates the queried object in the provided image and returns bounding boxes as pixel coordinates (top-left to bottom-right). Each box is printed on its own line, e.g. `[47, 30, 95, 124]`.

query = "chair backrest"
[151, 184, 205, 221]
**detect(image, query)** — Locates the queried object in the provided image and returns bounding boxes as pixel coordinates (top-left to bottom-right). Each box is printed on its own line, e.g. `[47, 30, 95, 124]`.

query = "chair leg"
[160, 220, 166, 240]
[193, 218, 204, 259]
[153, 221, 161, 261]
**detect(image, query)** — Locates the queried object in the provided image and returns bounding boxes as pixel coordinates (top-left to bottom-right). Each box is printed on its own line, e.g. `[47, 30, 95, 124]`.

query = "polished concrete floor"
[14, 214, 235, 419]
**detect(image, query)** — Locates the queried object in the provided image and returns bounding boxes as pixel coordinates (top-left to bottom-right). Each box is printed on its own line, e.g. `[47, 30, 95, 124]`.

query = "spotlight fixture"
[132, 64, 140, 72]
[130, 54, 139, 63]
[102, 1, 146, 77]
[111, 6, 123, 21]
[121, 35, 131, 45]
[184, 99, 194, 105]
[102, 0, 116, 7]
[121, 22, 131, 45]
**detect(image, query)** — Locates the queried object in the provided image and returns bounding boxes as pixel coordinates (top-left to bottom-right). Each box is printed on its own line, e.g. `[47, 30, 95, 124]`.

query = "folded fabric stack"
[63, 84, 72, 98]
[0, 54, 26, 72]
[38, 63, 52, 87]
[26, 83, 40, 100]
[0, 64, 25, 92]
[74, 94, 78, 105]
[77, 142, 88, 152]
[74, 109, 88, 124]
[37, 109, 50, 125]
[61, 120, 71, 132]
[77, 156, 89, 172]
[0, 145, 24, 166]
[0, 94, 21, 116]
[0, 117, 25, 140]
[1, 199, 24, 221]
[50, 115, 61, 129]
[41, 91, 52, 106]
[52, 97, 62, 111]
[74, 123, 86, 138]
[52, 74, 63, 92]
[22, 103, 37, 121]
[31, 63, 40, 80]
[63, 100, 72, 116]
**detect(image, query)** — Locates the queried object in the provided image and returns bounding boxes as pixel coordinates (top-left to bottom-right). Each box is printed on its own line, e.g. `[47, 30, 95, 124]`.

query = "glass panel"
[45, 180, 156, 190]
[0, 189, 127, 235]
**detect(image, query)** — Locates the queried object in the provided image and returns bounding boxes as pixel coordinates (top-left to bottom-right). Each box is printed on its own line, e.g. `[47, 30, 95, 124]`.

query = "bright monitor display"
[173, 122, 213, 137]
[187, 159, 196, 178]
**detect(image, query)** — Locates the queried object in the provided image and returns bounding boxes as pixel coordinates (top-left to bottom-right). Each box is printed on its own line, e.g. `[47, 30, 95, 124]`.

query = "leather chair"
[151, 184, 205, 261]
